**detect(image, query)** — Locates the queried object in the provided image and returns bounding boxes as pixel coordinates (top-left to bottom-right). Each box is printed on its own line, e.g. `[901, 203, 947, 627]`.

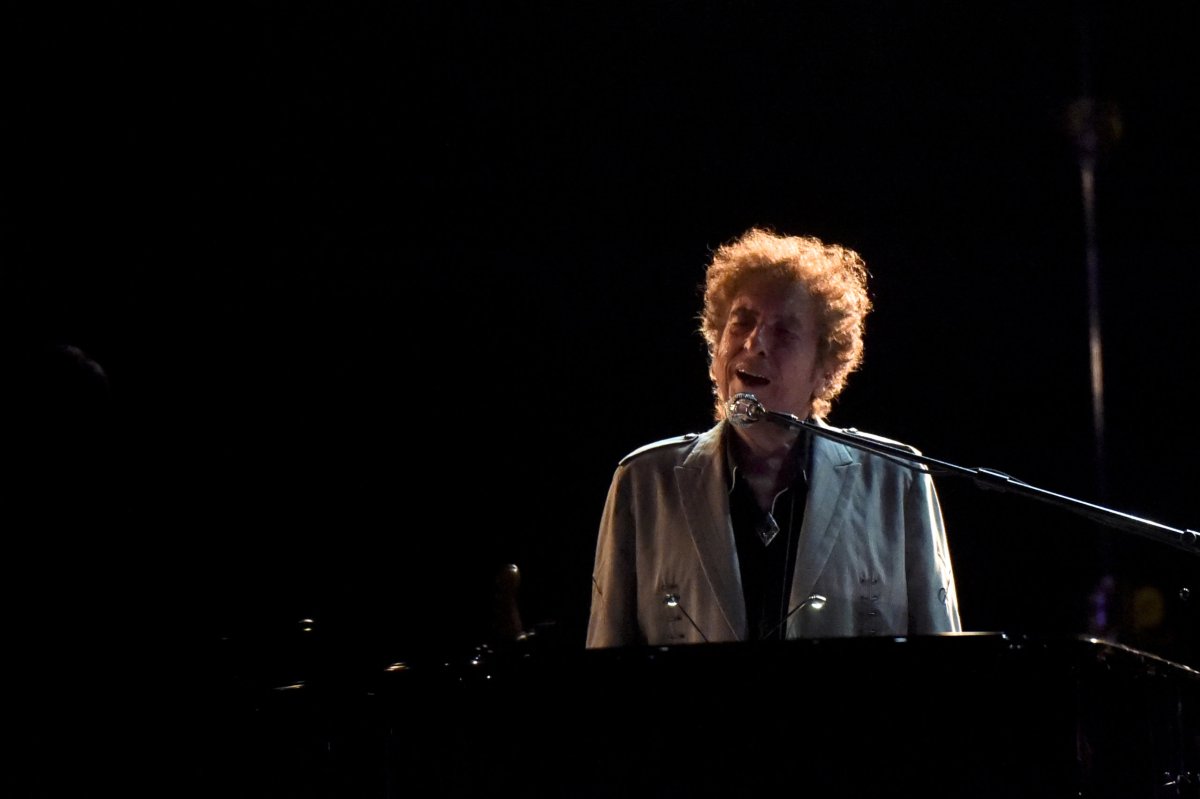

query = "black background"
[5, 2, 1198, 681]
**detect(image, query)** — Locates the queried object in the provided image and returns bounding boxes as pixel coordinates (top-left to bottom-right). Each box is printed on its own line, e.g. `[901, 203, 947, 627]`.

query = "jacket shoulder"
[618, 432, 703, 467]
[830, 424, 921, 456]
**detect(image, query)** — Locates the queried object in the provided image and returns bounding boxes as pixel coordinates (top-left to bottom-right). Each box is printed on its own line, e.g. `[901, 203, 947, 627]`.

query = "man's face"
[711, 277, 827, 419]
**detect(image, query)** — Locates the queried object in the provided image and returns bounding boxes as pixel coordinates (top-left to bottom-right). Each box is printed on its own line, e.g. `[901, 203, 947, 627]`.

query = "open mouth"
[735, 368, 770, 388]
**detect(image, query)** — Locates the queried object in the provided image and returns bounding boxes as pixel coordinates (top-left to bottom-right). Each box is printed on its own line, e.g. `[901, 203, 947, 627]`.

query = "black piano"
[221, 633, 1200, 798]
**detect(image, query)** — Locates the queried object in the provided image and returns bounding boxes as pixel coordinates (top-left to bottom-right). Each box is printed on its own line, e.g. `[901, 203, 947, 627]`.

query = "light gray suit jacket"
[586, 421, 960, 647]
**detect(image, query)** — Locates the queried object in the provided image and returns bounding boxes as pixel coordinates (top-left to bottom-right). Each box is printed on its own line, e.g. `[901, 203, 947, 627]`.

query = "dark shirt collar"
[724, 422, 813, 495]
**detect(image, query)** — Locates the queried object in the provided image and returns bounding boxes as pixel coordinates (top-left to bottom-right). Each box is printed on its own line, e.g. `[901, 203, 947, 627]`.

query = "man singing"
[587, 228, 960, 647]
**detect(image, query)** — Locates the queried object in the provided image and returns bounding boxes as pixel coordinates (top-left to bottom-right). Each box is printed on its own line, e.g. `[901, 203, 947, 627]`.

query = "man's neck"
[729, 419, 805, 507]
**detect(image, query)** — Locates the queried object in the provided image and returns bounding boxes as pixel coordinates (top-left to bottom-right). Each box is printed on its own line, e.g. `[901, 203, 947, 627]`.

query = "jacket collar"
[674, 423, 744, 639]
[789, 419, 860, 620]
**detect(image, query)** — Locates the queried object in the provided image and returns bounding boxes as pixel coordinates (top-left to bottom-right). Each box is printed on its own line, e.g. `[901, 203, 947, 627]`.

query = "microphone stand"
[727, 393, 1200, 558]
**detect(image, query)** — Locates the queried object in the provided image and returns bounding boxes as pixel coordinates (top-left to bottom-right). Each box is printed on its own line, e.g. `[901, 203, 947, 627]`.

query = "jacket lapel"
[789, 427, 860, 610]
[674, 424, 746, 640]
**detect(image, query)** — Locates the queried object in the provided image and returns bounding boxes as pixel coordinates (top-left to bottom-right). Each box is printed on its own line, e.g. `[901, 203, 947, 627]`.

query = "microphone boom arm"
[728, 393, 1200, 557]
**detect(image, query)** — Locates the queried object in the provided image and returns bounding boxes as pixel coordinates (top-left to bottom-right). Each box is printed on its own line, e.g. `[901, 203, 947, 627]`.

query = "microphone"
[727, 392, 766, 426]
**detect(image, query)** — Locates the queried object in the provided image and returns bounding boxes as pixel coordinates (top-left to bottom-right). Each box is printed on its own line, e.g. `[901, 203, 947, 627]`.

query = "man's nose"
[744, 323, 769, 353]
